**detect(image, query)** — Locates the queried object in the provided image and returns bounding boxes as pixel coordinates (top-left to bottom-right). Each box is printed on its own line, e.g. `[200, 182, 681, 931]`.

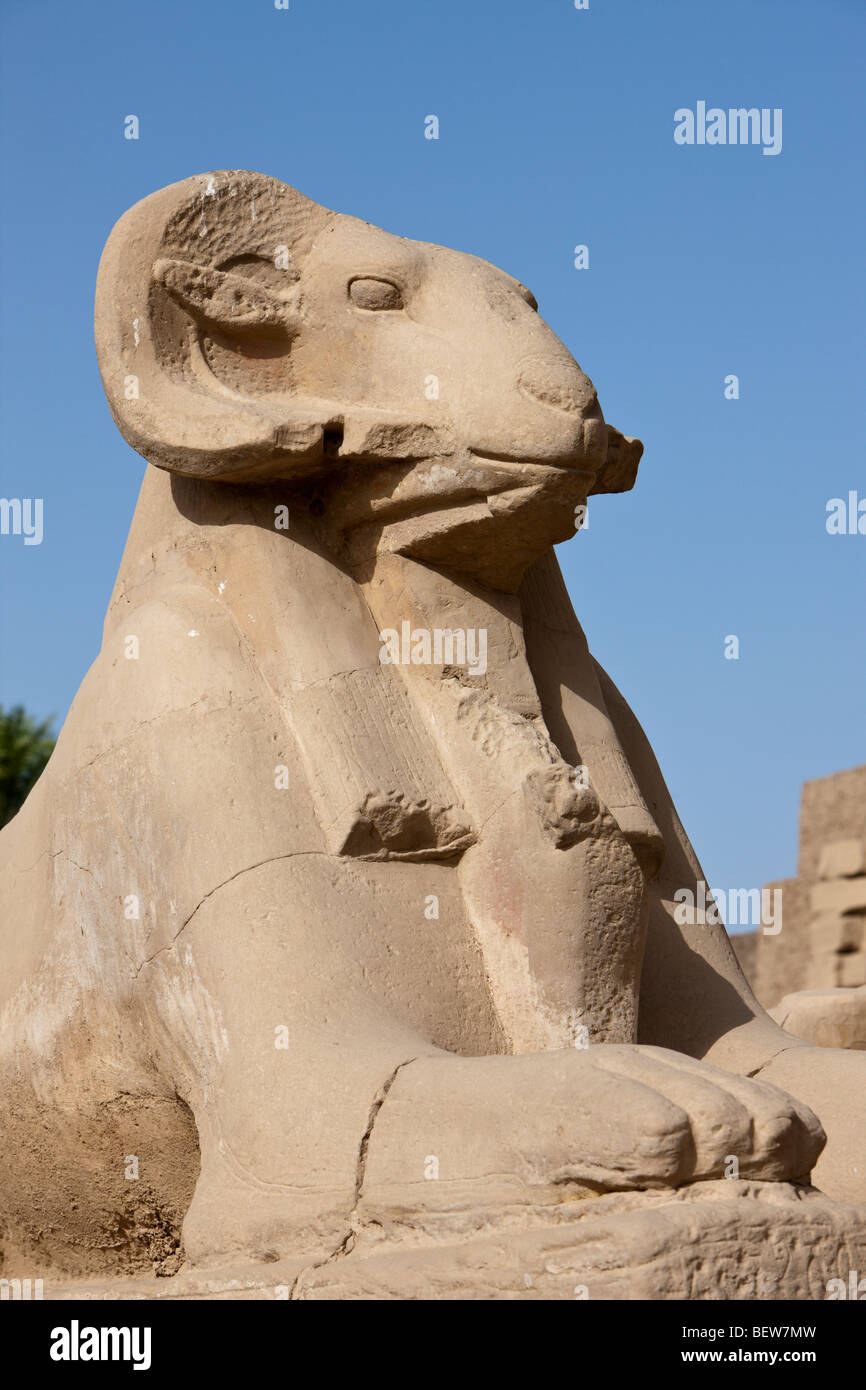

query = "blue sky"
[0, 0, 863, 918]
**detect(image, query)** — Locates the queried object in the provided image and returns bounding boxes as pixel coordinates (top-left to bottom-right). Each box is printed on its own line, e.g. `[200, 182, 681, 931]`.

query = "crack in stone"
[11, 848, 95, 878]
[74, 695, 260, 775]
[58, 850, 94, 877]
[289, 1056, 417, 1299]
[746, 1043, 799, 1080]
[133, 850, 328, 977]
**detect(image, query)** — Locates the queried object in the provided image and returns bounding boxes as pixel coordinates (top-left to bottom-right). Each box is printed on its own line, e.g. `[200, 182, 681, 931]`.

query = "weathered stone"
[1, 172, 865, 1298]
[43, 1183, 866, 1302]
[770, 989, 866, 1053]
[736, 768, 866, 1015]
[811, 877, 866, 915]
[818, 839, 866, 880]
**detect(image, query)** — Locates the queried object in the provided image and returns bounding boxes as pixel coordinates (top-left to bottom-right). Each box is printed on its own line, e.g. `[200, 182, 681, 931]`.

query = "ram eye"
[349, 277, 404, 311]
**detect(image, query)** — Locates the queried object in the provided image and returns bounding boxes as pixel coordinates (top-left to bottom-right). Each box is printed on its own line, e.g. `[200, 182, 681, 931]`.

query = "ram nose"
[516, 353, 607, 466]
[517, 354, 599, 416]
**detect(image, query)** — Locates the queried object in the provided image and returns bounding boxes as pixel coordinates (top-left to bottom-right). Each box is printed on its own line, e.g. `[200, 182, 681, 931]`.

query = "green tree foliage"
[0, 705, 55, 827]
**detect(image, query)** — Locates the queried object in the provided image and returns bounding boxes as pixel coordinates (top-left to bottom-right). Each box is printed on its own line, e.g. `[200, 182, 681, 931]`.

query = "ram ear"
[153, 258, 296, 336]
[96, 170, 335, 478]
[588, 425, 643, 495]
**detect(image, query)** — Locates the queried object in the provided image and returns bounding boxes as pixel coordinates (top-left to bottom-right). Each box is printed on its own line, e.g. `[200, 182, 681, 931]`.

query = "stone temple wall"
[733, 765, 866, 1010]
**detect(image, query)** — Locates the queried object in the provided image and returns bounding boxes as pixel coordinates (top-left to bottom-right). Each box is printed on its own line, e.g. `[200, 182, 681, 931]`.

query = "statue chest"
[288, 663, 650, 1053]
